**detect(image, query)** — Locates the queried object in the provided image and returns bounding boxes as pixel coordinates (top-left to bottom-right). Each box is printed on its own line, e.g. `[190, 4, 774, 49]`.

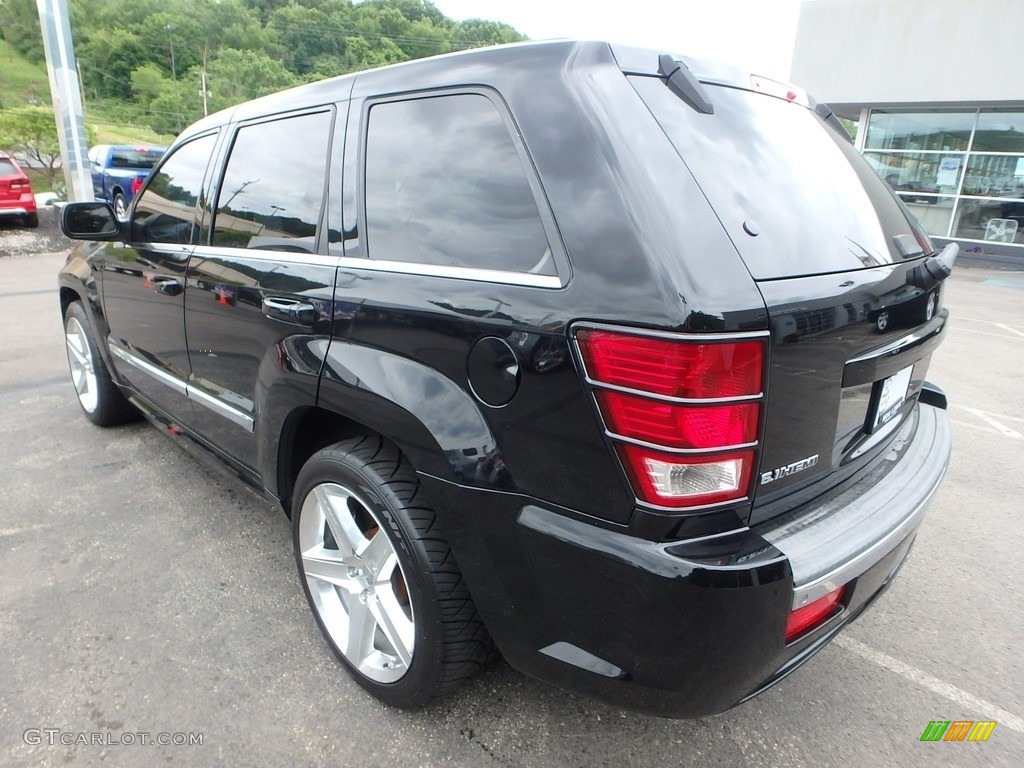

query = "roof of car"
[179, 40, 753, 143]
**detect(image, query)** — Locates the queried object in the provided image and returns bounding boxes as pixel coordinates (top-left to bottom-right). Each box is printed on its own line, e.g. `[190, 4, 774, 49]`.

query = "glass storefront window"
[954, 198, 1024, 244]
[863, 108, 1024, 248]
[863, 151, 964, 195]
[864, 110, 975, 151]
[973, 110, 1024, 152]
[901, 195, 956, 238]
[961, 154, 1024, 198]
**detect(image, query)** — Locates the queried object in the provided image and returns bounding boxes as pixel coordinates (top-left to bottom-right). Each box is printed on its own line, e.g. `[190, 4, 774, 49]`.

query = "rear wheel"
[112, 192, 127, 220]
[24, 212, 39, 228]
[292, 435, 491, 708]
[63, 302, 138, 426]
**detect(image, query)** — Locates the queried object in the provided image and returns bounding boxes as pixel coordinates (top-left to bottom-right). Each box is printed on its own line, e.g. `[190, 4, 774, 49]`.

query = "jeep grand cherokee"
[58, 40, 954, 717]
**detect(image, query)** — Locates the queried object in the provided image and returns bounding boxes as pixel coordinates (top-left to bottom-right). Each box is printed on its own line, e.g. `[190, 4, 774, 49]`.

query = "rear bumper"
[422, 402, 950, 718]
[0, 200, 37, 217]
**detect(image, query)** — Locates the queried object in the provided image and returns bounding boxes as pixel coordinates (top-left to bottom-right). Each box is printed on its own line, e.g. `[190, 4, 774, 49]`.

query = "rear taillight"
[10, 178, 29, 190]
[131, 176, 144, 195]
[576, 327, 766, 510]
[785, 585, 845, 642]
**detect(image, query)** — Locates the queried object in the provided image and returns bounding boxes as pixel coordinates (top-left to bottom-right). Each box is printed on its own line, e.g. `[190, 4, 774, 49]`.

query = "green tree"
[454, 19, 525, 49]
[0, 106, 96, 185]
[0, 0, 45, 63]
[207, 48, 298, 112]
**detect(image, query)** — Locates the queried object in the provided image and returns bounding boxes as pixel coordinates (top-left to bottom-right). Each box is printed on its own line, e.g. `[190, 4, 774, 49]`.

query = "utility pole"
[199, 48, 209, 117]
[165, 23, 179, 131]
[35, 0, 92, 201]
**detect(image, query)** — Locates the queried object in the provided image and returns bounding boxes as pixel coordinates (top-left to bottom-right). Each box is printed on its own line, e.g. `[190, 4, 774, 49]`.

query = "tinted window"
[0, 158, 18, 177]
[110, 148, 164, 169]
[213, 111, 332, 253]
[631, 77, 919, 279]
[364, 94, 552, 275]
[132, 134, 216, 245]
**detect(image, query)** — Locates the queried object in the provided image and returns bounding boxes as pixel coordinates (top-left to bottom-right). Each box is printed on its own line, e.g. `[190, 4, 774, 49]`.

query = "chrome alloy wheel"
[298, 482, 415, 683]
[65, 315, 99, 413]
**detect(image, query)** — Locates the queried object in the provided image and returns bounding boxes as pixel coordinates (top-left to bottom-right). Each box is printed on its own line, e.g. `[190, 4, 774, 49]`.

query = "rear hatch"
[0, 157, 24, 203]
[625, 60, 951, 524]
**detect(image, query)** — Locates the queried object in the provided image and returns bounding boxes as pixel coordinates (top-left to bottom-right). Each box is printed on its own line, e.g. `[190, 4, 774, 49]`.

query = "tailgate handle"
[842, 316, 945, 387]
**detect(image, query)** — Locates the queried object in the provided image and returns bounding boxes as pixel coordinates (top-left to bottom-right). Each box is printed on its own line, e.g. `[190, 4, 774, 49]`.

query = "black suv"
[59, 41, 955, 717]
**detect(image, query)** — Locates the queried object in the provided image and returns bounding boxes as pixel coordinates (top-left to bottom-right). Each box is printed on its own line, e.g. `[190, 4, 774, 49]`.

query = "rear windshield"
[0, 158, 19, 177]
[630, 77, 919, 279]
[110, 149, 164, 169]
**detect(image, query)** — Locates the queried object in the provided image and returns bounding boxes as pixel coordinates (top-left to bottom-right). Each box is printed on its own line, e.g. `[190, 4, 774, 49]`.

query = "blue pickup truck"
[88, 145, 165, 219]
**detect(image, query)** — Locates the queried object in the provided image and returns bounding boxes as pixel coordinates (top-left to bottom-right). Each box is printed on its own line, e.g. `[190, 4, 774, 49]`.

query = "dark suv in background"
[59, 40, 955, 717]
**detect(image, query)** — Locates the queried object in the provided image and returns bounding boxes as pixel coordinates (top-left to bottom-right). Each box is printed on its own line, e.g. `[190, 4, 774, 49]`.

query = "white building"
[791, 0, 1024, 260]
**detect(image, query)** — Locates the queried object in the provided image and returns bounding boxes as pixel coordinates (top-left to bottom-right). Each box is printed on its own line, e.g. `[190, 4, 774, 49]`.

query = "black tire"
[292, 434, 491, 708]
[112, 192, 127, 220]
[24, 212, 39, 228]
[63, 301, 139, 426]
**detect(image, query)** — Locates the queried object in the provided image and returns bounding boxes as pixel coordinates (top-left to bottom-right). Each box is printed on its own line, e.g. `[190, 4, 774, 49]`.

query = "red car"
[0, 151, 38, 228]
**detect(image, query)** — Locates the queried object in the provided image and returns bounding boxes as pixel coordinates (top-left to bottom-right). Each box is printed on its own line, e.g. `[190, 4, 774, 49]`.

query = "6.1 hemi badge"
[760, 454, 819, 485]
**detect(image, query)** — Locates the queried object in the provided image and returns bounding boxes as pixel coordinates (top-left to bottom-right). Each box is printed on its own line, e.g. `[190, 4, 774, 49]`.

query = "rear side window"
[213, 111, 332, 253]
[132, 134, 216, 245]
[363, 93, 553, 276]
[110, 148, 164, 169]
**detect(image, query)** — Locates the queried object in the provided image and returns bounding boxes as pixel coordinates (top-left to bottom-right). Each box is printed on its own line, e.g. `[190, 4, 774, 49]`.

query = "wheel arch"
[271, 358, 510, 514]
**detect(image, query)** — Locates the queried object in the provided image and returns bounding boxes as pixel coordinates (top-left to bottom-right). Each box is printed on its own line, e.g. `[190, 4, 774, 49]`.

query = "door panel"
[102, 133, 217, 421]
[183, 109, 336, 470]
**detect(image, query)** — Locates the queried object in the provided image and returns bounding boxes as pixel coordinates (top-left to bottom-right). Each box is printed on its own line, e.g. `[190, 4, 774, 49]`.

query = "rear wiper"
[658, 54, 714, 115]
[814, 103, 853, 144]
[923, 242, 959, 280]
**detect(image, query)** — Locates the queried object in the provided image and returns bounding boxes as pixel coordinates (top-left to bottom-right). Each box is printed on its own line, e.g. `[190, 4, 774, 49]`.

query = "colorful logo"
[920, 721, 997, 742]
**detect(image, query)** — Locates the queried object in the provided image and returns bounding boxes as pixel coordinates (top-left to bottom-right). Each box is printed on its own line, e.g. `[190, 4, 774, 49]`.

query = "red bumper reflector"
[786, 586, 845, 642]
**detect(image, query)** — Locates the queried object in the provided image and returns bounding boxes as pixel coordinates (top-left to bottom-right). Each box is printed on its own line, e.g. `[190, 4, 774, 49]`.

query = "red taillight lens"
[597, 390, 759, 449]
[131, 176, 144, 195]
[577, 330, 762, 398]
[619, 445, 755, 507]
[577, 327, 766, 510]
[10, 178, 29, 190]
[785, 586, 845, 642]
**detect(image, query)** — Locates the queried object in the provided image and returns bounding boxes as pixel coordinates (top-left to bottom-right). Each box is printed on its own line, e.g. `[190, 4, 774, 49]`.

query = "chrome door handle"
[263, 297, 316, 325]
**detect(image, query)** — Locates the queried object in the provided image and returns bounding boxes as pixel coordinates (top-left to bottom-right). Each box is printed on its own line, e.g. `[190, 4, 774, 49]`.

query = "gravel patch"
[0, 207, 73, 258]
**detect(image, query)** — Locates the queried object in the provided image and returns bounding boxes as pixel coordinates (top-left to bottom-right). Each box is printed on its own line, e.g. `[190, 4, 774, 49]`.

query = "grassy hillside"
[0, 39, 50, 106]
[1, 40, 172, 147]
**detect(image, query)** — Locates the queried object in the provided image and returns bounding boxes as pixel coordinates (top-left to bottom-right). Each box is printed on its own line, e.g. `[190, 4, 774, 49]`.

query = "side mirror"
[61, 202, 123, 241]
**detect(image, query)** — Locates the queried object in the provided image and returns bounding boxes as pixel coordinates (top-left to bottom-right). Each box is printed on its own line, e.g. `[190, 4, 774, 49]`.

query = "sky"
[432, 0, 805, 81]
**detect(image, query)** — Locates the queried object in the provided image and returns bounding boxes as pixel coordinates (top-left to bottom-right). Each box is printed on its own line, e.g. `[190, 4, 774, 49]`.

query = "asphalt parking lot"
[1, 237, 1022, 767]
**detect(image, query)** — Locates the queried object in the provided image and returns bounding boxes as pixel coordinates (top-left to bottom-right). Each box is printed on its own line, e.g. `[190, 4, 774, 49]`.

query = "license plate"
[871, 365, 913, 430]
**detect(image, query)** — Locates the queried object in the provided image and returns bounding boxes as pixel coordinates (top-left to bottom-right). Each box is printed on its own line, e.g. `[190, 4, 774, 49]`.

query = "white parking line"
[950, 420, 1010, 438]
[957, 317, 1024, 337]
[950, 327, 1022, 341]
[963, 408, 1023, 440]
[835, 635, 1024, 735]
[0, 524, 49, 538]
